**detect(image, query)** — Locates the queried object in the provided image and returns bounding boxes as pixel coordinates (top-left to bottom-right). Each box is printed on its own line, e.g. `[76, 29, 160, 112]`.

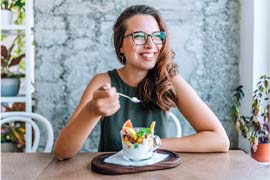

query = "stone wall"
[34, 0, 240, 151]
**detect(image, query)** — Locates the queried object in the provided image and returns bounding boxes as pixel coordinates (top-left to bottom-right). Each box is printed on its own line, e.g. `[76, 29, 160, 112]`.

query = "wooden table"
[1, 151, 269, 180]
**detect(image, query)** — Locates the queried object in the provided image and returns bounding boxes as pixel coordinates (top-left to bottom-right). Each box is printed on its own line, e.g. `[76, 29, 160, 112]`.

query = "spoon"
[118, 93, 141, 103]
[100, 85, 141, 103]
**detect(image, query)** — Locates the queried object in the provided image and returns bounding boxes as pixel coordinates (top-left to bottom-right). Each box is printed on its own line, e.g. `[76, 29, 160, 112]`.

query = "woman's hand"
[89, 84, 120, 117]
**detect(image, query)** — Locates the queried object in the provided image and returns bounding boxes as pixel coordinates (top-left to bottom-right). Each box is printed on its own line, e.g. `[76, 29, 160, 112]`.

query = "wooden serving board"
[91, 149, 181, 175]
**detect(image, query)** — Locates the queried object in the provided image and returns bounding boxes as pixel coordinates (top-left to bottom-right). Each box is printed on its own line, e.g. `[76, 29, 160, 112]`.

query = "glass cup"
[120, 127, 161, 161]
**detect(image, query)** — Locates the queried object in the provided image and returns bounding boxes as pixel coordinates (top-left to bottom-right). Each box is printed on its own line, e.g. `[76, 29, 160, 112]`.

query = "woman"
[54, 5, 229, 160]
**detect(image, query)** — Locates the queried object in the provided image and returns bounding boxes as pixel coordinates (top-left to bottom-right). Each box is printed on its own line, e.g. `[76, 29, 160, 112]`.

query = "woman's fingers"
[91, 84, 120, 116]
[99, 98, 120, 116]
[94, 85, 116, 99]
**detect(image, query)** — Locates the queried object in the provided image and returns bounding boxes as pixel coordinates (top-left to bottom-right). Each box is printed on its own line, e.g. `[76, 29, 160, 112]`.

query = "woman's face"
[120, 15, 163, 71]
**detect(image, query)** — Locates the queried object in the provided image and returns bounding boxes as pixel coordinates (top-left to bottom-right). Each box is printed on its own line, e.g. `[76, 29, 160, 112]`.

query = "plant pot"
[251, 143, 270, 162]
[1, 78, 21, 96]
[1, 142, 17, 152]
[1, 10, 13, 26]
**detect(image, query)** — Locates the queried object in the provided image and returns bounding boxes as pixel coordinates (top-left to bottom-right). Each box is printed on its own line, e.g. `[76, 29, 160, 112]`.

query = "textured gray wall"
[34, 0, 240, 151]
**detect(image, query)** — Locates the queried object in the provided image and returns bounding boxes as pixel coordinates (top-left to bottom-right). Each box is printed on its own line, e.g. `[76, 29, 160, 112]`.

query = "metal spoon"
[118, 93, 141, 103]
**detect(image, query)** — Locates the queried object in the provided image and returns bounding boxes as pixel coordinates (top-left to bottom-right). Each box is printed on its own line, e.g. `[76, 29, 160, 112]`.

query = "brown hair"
[113, 5, 177, 111]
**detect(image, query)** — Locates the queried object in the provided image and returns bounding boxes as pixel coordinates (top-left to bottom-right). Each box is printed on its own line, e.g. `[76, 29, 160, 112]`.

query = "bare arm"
[160, 75, 230, 152]
[54, 73, 120, 159]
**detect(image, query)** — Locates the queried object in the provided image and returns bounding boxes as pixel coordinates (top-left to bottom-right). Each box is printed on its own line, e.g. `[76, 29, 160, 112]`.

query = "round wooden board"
[91, 149, 181, 175]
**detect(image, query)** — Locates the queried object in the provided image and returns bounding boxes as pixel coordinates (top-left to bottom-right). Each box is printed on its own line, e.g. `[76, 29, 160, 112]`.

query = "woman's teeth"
[140, 53, 154, 58]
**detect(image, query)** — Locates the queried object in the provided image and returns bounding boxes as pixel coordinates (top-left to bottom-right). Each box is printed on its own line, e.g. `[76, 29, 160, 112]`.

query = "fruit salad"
[121, 120, 155, 149]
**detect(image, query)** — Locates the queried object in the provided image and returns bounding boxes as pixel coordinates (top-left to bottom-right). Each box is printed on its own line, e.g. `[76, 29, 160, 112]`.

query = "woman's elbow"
[54, 149, 66, 160]
[54, 146, 67, 160]
[219, 133, 230, 152]
[53, 136, 76, 160]
[54, 146, 75, 160]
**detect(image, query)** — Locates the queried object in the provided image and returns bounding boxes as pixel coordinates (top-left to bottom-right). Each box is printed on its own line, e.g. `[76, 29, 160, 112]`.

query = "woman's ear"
[120, 46, 124, 54]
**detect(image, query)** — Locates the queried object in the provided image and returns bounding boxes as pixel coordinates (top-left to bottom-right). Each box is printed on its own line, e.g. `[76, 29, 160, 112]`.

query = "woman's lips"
[139, 52, 156, 60]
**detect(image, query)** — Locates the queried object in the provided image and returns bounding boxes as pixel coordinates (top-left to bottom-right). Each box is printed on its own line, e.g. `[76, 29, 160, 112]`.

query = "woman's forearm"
[54, 104, 101, 160]
[160, 130, 230, 153]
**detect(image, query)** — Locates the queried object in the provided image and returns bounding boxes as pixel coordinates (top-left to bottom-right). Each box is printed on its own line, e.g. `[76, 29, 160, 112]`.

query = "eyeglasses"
[124, 31, 166, 45]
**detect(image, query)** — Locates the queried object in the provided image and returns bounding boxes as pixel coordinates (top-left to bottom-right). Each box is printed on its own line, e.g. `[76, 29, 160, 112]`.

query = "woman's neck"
[117, 67, 148, 87]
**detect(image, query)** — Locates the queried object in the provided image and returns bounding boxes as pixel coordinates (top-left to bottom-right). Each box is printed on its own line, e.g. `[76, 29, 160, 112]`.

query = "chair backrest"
[1, 112, 54, 152]
[166, 111, 182, 138]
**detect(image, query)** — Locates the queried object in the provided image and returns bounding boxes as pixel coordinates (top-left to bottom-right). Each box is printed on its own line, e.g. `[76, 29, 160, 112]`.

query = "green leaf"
[136, 130, 144, 138]
[144, 128, 152, 135]
[134, 143, 139, 149]
[141, 128, 152, 135]
[136, 128, 152, 137]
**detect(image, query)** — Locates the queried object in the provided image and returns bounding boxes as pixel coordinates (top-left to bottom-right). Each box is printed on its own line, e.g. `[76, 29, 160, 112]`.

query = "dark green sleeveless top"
[98, 69, 168, 152]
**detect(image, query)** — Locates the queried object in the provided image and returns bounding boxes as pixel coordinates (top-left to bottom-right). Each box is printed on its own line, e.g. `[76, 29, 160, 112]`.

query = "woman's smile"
[139, 51, 157, 61]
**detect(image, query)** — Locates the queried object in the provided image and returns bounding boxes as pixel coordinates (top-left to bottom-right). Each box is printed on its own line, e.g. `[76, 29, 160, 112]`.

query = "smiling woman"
[54, 5, 229, 160]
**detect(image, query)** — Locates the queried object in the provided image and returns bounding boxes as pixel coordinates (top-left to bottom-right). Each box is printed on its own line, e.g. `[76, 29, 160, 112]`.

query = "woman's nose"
[144, 36, 156, 48]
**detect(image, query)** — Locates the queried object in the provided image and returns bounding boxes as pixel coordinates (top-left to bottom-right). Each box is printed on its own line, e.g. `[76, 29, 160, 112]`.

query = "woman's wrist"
[86, 100, 102, 120]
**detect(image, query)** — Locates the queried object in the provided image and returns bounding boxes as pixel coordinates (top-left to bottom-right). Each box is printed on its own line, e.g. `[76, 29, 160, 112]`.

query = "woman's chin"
[139, 61, 156, 68]
[141, 59, 157, 68]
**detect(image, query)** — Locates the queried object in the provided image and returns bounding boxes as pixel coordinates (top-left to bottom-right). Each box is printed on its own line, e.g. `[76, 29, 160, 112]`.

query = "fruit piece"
[124, 140, 132, 147]
[124, 136, 129, 142]
[125, 127, 137, 140]
[150, 121, 156, 133]
[136, 137, 143, 144]
[122, 119, 133, 133]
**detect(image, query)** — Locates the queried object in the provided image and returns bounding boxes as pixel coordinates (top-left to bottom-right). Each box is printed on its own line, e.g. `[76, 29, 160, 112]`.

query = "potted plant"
[1, 36, 25, 96]
[232, 75, 270, 162]
[1, 120, 26, 152]
[1, 103, 26, 152]
[1, 0, 25, 25]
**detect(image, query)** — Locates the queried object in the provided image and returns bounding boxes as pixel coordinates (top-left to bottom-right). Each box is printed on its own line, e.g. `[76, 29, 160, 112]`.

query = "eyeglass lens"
[132, 32, 165, 45]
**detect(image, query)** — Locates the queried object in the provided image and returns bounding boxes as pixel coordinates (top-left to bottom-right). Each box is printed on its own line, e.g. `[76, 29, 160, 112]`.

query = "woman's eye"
[134, 33, 145, 39]
[153, 34, 161, 39]
[153, 32, 166, 42]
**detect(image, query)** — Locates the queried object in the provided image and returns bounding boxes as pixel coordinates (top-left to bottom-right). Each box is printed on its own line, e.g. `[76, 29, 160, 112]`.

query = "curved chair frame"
[168, 111, 182, 137]
[1, 112, 54, 152]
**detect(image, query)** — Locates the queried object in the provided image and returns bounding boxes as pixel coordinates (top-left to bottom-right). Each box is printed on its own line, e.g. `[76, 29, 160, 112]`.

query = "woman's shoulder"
[91, 69, 122, 86]
[83, 72, 111, 93]
[92, 72, 110, 82]
[172, 73, 197, 99]
[172, 73, 184, 85]
[91, 69, 118, 82]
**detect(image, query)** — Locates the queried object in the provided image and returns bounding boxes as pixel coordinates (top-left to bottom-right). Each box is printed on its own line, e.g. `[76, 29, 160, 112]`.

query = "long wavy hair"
[113, 5, 178, 111]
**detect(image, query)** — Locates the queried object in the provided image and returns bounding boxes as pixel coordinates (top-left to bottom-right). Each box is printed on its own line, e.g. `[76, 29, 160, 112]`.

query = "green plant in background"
[1, 103, 26, 151]
[1, 0, 25, 24]
[13, 34, 25, 71]
[1, 1, 27, 149]
[1, 0, 24, 10]
[1, 122, 26, 149]
[1, 0, 26, 73]
[1, 35, 25, 78]
[232, 75, 270, 151]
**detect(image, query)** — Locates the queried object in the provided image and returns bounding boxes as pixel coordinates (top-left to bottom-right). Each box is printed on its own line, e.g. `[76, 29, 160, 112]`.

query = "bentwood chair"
[1, 112, 54, 152]
[167, 111, 182, 138]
